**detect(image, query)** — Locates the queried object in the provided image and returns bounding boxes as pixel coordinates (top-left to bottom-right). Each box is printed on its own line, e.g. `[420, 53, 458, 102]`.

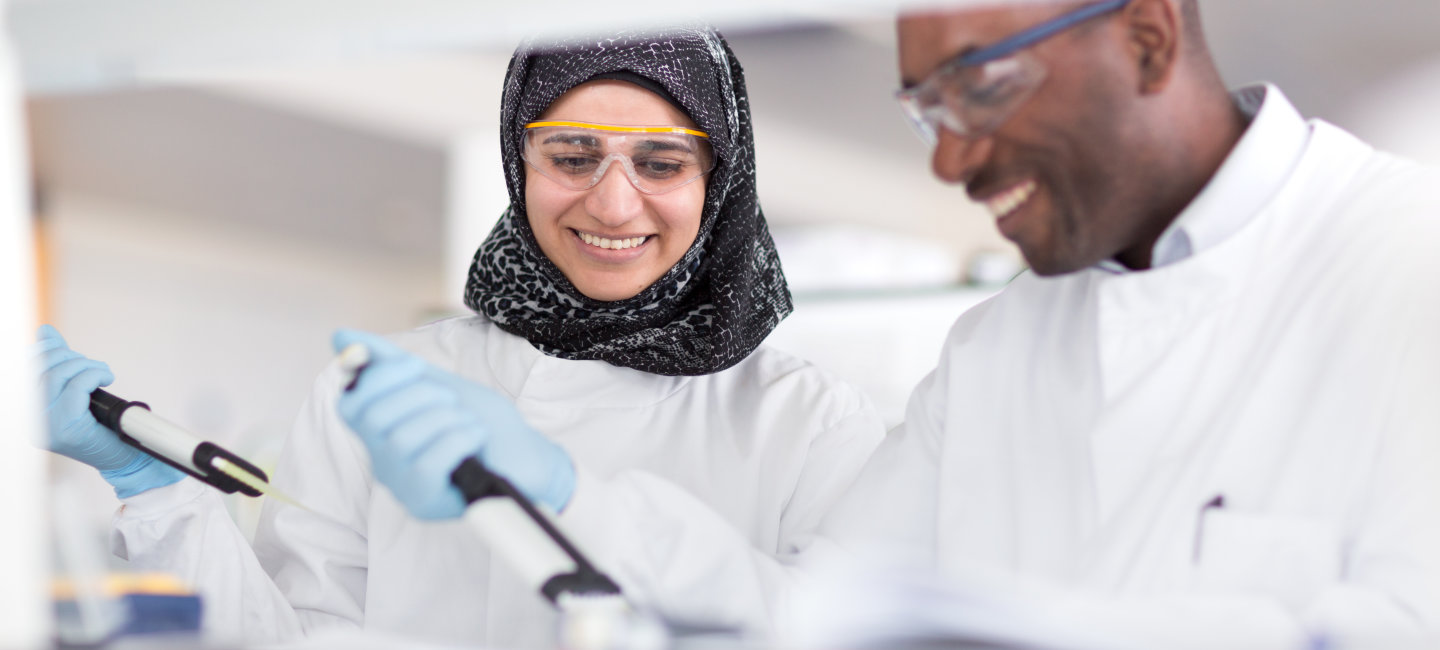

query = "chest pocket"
[1192, 510, 1342, 613]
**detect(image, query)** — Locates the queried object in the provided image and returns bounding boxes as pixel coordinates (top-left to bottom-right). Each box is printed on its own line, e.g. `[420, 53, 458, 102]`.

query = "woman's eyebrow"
[633, 139, 694, 153]
[542, 133, 600, 147]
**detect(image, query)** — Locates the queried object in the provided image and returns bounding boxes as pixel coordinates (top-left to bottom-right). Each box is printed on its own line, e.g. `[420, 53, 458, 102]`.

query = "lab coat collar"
[480, 316, 692, 409]
[1096, 84, 1311, 274]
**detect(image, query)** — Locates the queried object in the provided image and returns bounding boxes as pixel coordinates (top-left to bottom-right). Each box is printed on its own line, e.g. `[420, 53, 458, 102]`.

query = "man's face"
[899, 6, 1165, 276]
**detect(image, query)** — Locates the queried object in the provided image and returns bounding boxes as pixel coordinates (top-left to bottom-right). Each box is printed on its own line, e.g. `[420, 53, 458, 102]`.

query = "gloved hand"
[333, 329, 575, 519]
[34, 325, 184, 498]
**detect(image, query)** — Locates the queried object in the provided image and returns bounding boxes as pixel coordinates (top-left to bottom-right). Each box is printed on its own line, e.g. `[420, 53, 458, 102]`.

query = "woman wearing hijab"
[39, 26, 884, 646]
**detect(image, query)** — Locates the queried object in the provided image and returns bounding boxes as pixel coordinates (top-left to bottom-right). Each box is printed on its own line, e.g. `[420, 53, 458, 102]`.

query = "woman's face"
[524, 80, 708, 302]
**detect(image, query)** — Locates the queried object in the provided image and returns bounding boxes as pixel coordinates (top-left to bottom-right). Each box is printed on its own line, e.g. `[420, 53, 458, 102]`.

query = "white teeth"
[580, 233, 647, 250]
[984, 180, 1038, 219]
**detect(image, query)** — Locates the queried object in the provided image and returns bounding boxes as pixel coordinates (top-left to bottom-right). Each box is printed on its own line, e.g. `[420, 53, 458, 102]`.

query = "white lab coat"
[110, 315, 885, 647]
[556, 87, 1440, 647]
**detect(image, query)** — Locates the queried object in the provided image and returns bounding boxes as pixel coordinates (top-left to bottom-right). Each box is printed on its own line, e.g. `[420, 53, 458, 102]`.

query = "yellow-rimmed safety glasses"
[521, 121, 716, 195]
[896, 0, 1130, 146]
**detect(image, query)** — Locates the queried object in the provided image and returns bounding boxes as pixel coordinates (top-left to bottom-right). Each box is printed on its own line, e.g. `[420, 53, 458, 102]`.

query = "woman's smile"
[571, 228, 655, 261]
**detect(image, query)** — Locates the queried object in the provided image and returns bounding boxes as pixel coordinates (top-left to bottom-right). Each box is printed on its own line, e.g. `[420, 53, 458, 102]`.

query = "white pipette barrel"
[336, 343, 624, 607]
[88, 389, 269, 496]
[450, 457, 623, 604]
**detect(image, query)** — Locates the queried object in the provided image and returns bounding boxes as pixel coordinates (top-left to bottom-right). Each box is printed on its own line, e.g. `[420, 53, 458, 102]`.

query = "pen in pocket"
[1193, 493, 1226, 564]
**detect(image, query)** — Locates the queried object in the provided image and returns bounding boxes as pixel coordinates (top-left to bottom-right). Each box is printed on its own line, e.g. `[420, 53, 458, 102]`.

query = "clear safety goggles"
[521, 121, 716, 195]
[895, 0, 1131, 146]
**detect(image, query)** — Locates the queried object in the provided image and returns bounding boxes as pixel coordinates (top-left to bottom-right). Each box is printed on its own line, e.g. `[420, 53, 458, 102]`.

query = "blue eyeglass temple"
[958, 0, 1133, 66]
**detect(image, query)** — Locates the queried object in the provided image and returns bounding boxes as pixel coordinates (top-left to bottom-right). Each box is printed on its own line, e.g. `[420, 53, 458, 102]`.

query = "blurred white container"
[771, 223, 967, 293]
[0, 8, 50, 645]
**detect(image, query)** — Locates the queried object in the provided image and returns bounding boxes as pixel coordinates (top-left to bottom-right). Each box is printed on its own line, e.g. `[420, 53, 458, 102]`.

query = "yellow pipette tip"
[210, 457, 313, 515]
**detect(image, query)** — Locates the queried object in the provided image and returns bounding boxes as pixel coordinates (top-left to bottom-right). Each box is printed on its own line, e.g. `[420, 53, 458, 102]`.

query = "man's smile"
[978, 178, 1038, 220]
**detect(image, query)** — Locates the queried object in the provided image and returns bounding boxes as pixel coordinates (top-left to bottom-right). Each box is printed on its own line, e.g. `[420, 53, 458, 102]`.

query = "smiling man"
[539, 1, 1440, 646]
[848, 0, 1440, 642]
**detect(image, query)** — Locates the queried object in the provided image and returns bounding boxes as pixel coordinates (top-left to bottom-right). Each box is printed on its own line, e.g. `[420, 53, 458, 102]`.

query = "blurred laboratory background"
[15, 0, 1440, 540]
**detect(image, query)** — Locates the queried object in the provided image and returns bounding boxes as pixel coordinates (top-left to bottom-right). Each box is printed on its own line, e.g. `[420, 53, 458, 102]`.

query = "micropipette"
[89, 389, 317, 515]
[336, 343, 625, 608]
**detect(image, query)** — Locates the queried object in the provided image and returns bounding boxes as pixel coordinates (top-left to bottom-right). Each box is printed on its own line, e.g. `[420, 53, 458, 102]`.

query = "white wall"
[769, 289, 996, 427]
[1340, 55, 1440, 168]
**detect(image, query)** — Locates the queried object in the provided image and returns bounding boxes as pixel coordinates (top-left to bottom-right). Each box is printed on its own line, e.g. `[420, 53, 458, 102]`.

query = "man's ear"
[1124, 0, 1181, 93]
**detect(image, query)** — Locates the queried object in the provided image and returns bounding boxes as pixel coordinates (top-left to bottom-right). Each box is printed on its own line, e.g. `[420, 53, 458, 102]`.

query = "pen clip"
[1192, 493, 1225, 564]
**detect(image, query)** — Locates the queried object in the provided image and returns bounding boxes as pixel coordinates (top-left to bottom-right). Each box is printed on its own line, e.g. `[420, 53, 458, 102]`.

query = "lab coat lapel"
[1071, 118, 1378, 595]
[1074, 154, 1279, 592]
[936, 272, 1104, 582]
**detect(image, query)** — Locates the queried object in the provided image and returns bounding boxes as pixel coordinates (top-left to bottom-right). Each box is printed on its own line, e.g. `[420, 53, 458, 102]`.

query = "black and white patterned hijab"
[463, 25, 792, 377]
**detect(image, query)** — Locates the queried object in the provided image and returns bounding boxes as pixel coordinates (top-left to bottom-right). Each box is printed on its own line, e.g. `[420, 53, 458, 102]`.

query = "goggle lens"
[897, 53, 1047, 146]
[521, 122, 715, 195]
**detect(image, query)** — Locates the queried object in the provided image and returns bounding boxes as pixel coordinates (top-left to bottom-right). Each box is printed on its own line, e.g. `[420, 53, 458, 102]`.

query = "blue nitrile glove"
[333, 329, 576, 519]
[33, 325, 184, 498]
